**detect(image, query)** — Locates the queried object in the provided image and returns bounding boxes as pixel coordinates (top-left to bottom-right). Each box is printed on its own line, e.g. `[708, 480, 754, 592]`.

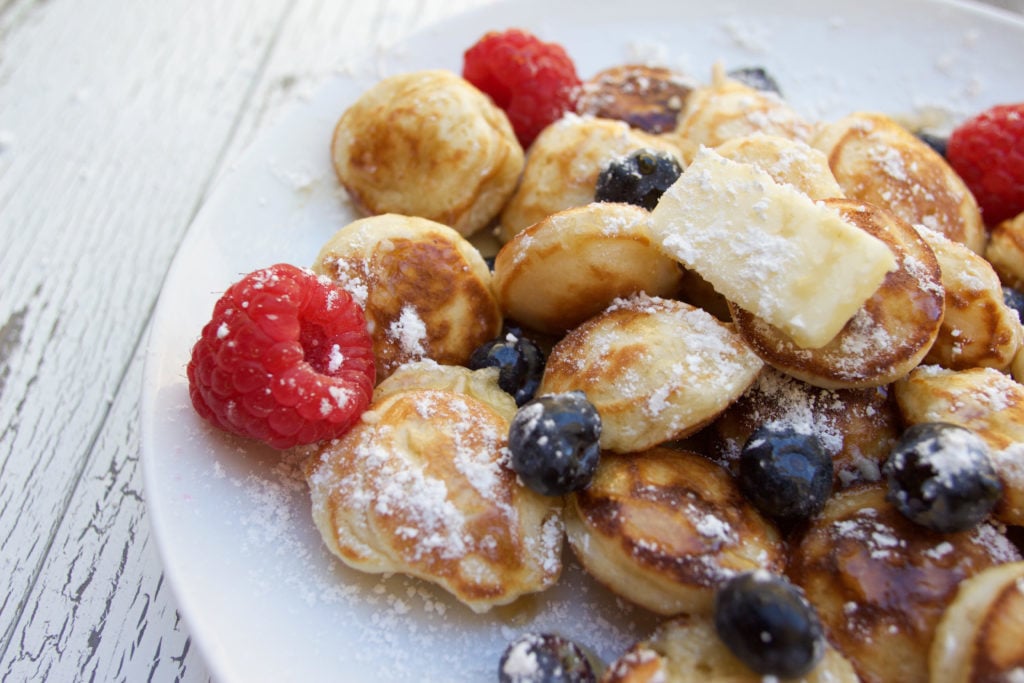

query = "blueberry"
[468, 332, 546, 406]
[498, 632, 596, 683]
[508, 392, 601, 496]
[1003, 286, 1024, 322]
[727, 66, 782, 96]
[916, 131, 949, 158]
[883, 422, 1002, 533]
[737, 424, 833, 523]
[714, 571, 825, 679]
[595, 148, 682, 211]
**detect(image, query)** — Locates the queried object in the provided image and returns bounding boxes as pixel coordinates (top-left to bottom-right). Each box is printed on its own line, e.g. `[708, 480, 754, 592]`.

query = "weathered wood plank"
[1, 1, 493, 680]
[0, 350, 209, 682]
[0, 0, 293, 667]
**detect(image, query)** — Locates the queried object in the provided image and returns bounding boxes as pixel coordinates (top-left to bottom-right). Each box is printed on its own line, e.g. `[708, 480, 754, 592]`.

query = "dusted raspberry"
[187, 263, 375, 450]
[463, 28, 581, 148]
[947, 102, 1024, 226]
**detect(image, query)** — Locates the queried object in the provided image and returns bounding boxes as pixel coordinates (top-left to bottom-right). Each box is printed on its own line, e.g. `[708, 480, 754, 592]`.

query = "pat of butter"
[650, 147, 896, 348]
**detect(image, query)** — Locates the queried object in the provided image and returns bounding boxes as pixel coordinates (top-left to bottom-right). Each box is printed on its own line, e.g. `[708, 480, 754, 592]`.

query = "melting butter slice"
[650, 147, 897, 348]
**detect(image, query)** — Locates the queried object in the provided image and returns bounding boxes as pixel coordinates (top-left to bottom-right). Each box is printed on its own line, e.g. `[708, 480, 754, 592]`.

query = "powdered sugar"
[716, 368, 845, 461]
[327, 344, 346, 373]
[691, 505, 736, 546]
[992, 443, 1024, 483]
[325, 260, 370, 308]
[833, 514, 907, 561]
[388, 305, 428, 357]
[969, 522, 1022, 563]
[371, 459, 469, 561]
[892, 424, 988, 492]
[501, 638, 540, 677]
[1006, 668, 1024, 683]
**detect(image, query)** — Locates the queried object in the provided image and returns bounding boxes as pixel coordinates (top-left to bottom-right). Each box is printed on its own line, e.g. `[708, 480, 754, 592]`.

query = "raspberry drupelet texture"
[462, 28, 581, 148]
[947, 102, 1024, 226]
[187, 263, 375, 450]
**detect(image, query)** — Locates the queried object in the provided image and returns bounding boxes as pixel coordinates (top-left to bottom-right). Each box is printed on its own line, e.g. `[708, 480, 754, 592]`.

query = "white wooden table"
[0, 0, 1021, 681]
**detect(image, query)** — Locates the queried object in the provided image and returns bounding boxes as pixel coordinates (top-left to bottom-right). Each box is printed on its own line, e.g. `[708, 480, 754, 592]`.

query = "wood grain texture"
[0, 0, 492, 680]
[0, 351, 206, 682]
[0, 0, 292, 676]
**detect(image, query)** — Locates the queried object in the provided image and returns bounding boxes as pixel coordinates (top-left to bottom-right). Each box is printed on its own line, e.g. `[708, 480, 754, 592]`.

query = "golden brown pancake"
[576, 64, 695, 134]
[985, 211, 1024, 289]
[894, 365, 1024, 527]
[731, 198, 945, 389]
[930, 561, 1024, 683]
[305, 383, 562, 613]
[566, 448, 784, 616]
[312, 214, 502, 382]
[714, 133, 844, 201]
[707, 366, 900, 489]
[371, 359, 511, 407]
[671, 65, 813, 149]
[600, 612, 859, 683]
[787, 484, 1021, 683]
[498, 116, 684, 240]
[331, 69, 523, 237]
[539, 295, 763, 453]
[916, 225, 1022, 371]
[491, 202, 684, 335]
[812, 111, 986, 253]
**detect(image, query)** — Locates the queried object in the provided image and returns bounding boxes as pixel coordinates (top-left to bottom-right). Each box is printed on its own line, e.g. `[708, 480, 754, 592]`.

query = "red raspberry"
[463, 28, 581, 148]
[947, 102, 1024, 226]
[187, 264, 375, 450]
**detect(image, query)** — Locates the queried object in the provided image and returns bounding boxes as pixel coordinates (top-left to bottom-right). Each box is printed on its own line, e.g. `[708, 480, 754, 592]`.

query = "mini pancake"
[671, 65, 813, 150]
[539, 294, 764, 453]
[372, 359, 512, 408]
[894, 365, 1024, 527]
[930, 561, 1024, 683]
[498, 116, 684, 240]
[731, 198, 944, 390]
[576, 64, 695, 134]
[305, 384, 562, 613]
[985, 211, 1024, 289]
[714, 133, 844, 201]
[812, 111, 985, 253]
[787, 483, 1021, 683]
[331, 69, 523, 237]
[708, 366, 900, 489]
[492, 202, 684, 336]
[915, 226, 1022, 371]
[312, 214, 502, 382]
[601, 612, 859, 683]
[565, 447, 784, 616]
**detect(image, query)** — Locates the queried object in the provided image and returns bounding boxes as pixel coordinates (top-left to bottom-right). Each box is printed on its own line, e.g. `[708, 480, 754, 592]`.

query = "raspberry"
[463, 28, 581, 148]
[187, 264, 375, 450]
[947, 102, 1024, 226]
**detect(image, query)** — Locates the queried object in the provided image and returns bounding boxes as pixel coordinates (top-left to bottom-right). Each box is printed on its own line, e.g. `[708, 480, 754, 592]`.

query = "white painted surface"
[0, 1, 490, 680]
[0, 0, 1021, 681]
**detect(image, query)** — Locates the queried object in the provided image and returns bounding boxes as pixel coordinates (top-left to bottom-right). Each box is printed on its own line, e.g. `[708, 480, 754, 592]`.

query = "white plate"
[141, 1, 1024, 681]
